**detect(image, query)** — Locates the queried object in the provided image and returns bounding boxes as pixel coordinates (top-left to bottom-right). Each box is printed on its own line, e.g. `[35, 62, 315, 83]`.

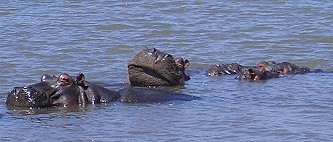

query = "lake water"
[1, 1, 333, 141]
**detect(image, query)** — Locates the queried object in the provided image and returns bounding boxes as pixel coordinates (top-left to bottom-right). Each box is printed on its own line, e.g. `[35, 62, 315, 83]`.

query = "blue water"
[1, 1, 332, 141]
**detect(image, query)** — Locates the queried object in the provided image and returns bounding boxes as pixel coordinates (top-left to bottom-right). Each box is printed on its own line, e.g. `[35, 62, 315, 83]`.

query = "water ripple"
[1, 0, 333, 141]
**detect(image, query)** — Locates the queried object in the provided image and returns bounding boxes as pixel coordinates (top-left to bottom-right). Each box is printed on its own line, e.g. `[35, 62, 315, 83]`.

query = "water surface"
[1, 1, 332, 141]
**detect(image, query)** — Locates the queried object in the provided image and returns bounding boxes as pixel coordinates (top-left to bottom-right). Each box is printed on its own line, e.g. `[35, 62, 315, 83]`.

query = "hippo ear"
[184, 59, 190, 68]
[76, 73, 85, 86]
[58, 73, 73, 86]
[256, 61, 267, 68]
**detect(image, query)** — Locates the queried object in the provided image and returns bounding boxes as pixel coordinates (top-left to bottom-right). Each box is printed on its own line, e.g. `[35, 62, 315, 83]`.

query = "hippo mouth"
[128, 56, 177, 86]
[6, 83, 55, 108]
[127, 48, 181, 86]
[128, 64, 174, 85]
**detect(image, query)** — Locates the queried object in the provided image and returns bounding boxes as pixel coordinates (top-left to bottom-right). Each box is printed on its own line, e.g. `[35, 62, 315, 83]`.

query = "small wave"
[95, 24, 136, 31]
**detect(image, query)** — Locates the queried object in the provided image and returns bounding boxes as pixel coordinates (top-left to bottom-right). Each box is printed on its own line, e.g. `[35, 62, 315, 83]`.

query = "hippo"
[127, 47, 190, 87]
[6, 73, 120, 108]
[256, 61, 324, 75]
[205, 63, 243, 76]
[6, 73, 199, 108]
[204, 62, 276, 80]
[205, 62, 277, 81]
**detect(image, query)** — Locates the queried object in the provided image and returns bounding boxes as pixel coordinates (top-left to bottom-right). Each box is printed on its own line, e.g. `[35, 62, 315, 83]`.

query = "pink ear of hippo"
[58, 73, 73, 86]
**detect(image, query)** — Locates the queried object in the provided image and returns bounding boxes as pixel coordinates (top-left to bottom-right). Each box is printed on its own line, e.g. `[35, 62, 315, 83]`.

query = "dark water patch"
[318, 37, 333, 43]
[0, 11, 11, 16]
[95, 24, 136, 31]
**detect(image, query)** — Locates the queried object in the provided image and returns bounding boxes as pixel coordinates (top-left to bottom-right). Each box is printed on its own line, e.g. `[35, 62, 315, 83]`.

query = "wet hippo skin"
[6, 73, 198, 108]
[127, 47, 190, 87]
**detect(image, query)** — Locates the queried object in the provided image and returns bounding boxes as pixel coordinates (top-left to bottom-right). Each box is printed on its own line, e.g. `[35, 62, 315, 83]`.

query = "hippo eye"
[175, 58, 184, 65]
[148, 48, 156, 54]
[63, 78, 70, 82]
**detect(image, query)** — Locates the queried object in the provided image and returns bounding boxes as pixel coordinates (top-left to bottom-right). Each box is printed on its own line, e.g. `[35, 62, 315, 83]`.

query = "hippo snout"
[6, 83, 55, 108]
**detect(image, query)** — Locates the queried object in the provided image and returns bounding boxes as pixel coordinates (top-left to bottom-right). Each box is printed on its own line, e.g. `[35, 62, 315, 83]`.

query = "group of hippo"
[6, 48, 324, 109]
[206, 60, 323, 80]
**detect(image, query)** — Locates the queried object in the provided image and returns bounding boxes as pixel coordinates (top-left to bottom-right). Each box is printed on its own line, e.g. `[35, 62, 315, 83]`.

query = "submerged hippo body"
[6, 73, 198, 108]
[119, 87, 199, 103]
[127, 48, 190, 87]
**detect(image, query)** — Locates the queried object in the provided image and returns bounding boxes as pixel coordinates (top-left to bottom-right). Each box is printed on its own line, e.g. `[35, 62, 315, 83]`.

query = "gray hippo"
[6, 73, 198, 108]
[127, 47, 190, 87]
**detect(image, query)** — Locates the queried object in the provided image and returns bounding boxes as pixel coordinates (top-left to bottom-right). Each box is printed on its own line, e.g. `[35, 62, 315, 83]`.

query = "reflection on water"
[1, 0, 333, 141]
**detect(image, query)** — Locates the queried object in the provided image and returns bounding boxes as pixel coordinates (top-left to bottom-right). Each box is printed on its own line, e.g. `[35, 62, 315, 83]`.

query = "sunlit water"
[1, 1, 332, 141]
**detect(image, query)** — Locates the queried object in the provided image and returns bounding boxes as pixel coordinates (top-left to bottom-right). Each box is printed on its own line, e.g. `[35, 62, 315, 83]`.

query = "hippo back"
[118, 86, 200, 103]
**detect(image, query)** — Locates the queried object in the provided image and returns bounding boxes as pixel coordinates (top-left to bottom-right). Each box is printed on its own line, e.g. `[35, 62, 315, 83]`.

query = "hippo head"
[6, 73, 90, 108]
[127, 48, 189, 86]
[256, 61, 279, 73]
[236, 67, 278, 81]
[236, 68, 262, 80]
[49, 73, 81, 107]
[257, 61, 308, 75]
[276, 62, 300, 74]
[6, 74, 58, 108]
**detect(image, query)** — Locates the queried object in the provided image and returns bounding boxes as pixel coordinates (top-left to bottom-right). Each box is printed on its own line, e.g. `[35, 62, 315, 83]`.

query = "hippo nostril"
[164, 54, 172, 58]
[151, 48, 156, 53]
[147, 48, 157, 54]
[146, 48, 157, 56]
